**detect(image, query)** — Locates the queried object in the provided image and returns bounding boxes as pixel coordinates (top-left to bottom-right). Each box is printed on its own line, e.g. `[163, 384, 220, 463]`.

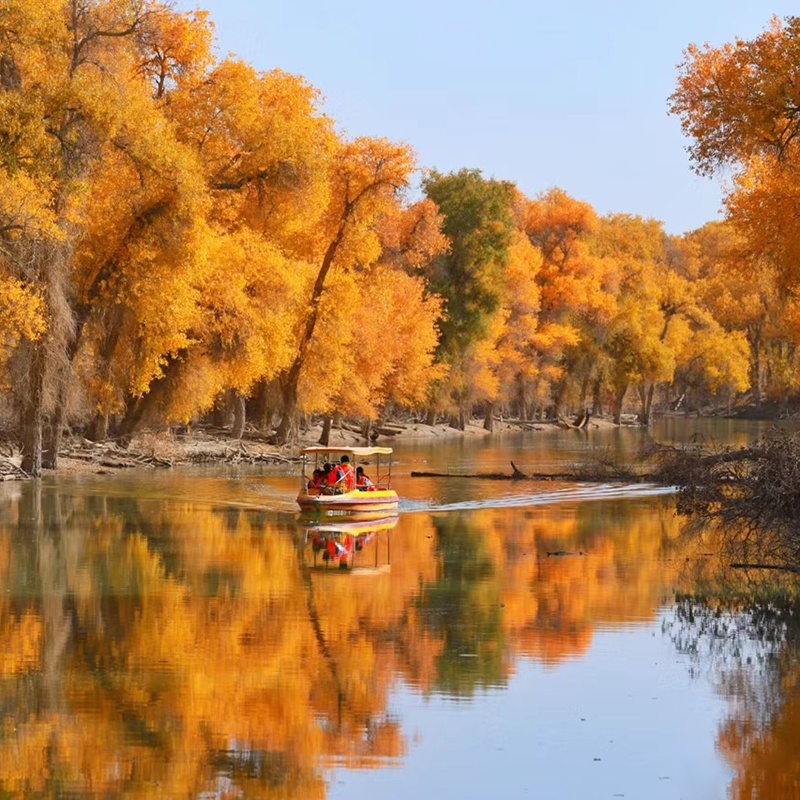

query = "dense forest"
[1, 1, 800, 474]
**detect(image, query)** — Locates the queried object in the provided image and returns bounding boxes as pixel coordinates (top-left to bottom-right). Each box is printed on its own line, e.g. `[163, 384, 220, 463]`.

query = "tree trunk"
[274, 221, 349, 445]
[636, 383, 648, 424]
[591, 375, 603, 417]
[21, 342, 46, 477]
[319, 415, 333, 446]
[551, 382, 565, 420]
[750, 331, 762, 407]
[116, 351, 188, 446]
[117, 397, 147, 446]
[612, 383, 628, 426]
[361, 418, 373, 444]
[483, 403, 494, 431]
[273, 372, 300, 444]
[253, 380, 273, 432]
[231, 392, 246, 439]
[88, 411, 108, 443]
[425, 408, 436, 426]
[578, 374, 590, 409]
[212, 391, 230, 429]
[42, 395, 65, 469]
[643, 383, 656, 426]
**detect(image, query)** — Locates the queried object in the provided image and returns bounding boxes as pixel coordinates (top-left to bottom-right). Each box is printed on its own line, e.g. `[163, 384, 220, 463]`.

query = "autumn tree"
[670, 17, 800, 410]
[272, 137, 417, 444]
[518, 188, 615, 418]
[0, 0, 218, 472]
[421, 168, 516, 426]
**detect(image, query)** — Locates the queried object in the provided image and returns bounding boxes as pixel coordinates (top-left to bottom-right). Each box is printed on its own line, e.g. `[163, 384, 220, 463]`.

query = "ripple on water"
[400, 482, 676, 514]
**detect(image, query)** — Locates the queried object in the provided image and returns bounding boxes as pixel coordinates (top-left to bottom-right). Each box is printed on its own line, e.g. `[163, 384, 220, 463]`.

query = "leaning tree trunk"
[274, 223, 348, 445]
[116, 355, 184, 446]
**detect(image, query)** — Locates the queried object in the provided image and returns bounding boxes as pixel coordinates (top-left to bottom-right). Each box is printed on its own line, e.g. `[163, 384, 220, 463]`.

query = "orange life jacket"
[339, 462, 355, 490]
[356, 473, 372, 490]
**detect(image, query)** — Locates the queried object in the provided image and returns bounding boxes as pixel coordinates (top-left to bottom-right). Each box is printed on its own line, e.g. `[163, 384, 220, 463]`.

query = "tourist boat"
[296, 446, 399, 515]
[299, 516, 397, 572]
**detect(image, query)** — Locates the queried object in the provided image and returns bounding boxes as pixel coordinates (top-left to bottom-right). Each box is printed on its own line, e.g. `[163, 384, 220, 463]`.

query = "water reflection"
[664, 581, 800, 800]
[300, 517, 395, 573]
[0, 480, 704, 798]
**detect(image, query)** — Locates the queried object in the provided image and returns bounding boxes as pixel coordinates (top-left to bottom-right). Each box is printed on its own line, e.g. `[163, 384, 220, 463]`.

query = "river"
[0, 418, 796, 798]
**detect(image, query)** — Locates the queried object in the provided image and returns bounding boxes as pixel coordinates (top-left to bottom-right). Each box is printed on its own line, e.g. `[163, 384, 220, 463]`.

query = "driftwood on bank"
[0, 458, 29, 481]
[410, 460, 645, 483]
[556, 410, 593, 430]
[337, 420, 405, 438]
[662, 430, 800, 574]
[500, 419, 544, 431]
[60, 441, 175, 469]
[185, 441, 297, 465]
[61, 439, 298, 469]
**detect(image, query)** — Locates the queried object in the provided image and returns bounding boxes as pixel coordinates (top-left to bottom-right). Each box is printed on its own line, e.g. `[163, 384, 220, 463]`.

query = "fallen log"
[501, 419, 544, 430]
[374, 426, 403, 436]
[410, 461, 647, 483]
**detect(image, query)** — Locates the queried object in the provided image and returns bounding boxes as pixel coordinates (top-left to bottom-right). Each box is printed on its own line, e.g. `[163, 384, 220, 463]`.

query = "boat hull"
[297, 489, 398, 515]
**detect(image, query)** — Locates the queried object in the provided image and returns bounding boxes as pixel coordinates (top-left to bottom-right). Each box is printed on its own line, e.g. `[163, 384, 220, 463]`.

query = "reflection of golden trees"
[719, 680, 800, 799]
[0, 487, 687, 795]
[418, 499, 682, 679]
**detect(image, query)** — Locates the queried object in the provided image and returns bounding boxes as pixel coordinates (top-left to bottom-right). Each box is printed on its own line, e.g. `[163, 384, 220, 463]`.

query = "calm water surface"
[0, 422, 797, 798]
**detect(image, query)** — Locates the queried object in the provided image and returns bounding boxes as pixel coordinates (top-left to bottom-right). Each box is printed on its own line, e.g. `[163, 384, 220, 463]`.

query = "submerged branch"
[410, 461, 647, 483]
[661, 430, 800, 571]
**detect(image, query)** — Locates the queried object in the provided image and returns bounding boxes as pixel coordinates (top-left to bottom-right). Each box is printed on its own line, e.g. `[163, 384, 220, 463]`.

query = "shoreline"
[0, 417, 622, 480]
[0, 413, 696, 481]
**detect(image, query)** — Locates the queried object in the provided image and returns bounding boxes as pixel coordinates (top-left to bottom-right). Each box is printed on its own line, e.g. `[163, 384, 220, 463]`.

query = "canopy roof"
[300, 446, 393, 456]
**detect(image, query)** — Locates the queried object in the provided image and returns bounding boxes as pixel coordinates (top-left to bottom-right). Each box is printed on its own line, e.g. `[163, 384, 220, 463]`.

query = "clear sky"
[186, 0, 794, 234]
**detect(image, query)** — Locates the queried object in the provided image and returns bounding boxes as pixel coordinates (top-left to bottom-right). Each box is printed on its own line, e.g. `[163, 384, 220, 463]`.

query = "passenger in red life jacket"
[323, 462, 342, 491]
[308, 468, 324, 491]
[338, 455, 356, 491]
[356, 466, 373, 491]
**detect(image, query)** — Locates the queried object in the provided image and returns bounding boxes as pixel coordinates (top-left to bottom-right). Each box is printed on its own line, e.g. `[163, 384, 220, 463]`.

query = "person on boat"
[325, 461, 345, 493]
[338, 455, 356, 490]
[308, 468, 325, 491]
[356, 466, 373, 491]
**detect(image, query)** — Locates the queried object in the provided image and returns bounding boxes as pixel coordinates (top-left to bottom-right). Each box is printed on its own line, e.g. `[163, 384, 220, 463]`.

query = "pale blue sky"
[188, 1, 793, 233]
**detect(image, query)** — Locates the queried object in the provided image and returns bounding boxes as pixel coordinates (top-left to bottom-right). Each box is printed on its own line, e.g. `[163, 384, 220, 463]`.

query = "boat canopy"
[300, 446, 393, 457]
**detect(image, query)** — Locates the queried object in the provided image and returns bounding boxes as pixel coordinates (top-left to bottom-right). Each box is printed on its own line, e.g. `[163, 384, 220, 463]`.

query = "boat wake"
[400, 482, 675, 514]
